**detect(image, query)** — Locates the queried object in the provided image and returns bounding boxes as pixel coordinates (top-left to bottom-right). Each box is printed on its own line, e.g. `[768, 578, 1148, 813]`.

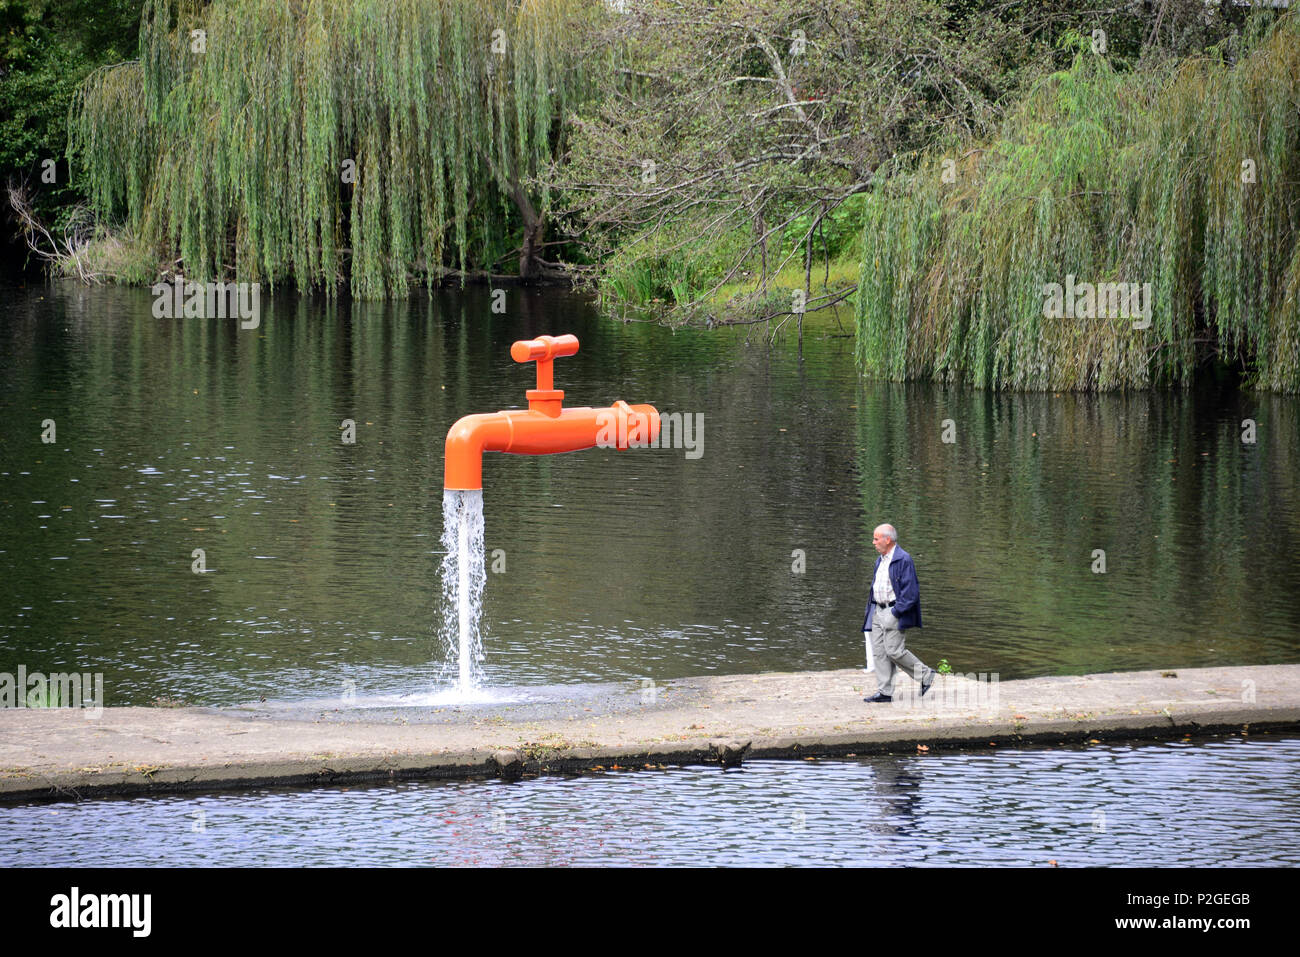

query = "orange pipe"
[444, 335, 660, 490]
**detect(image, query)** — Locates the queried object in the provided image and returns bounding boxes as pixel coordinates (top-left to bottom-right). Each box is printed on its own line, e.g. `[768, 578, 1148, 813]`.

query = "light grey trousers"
[869, 608, 933, 696]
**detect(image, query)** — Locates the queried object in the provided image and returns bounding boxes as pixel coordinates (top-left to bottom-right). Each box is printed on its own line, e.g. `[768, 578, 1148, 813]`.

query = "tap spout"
[444, 403, 660, 490]
[443, 334, 660, 490]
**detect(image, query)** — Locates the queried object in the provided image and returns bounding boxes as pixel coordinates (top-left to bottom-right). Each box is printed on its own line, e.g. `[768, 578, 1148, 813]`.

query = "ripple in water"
[2, 736, 1298, 867]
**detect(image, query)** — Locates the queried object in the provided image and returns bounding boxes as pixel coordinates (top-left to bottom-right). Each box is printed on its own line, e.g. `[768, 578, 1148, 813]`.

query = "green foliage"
[552, 0, 1047, 323]
[601, 216, 748, 311]
[781, 194, 867, 266]
[856, 9, 1300, 391]
[0, 1, 139, 227]
[67, 0, 599, 296]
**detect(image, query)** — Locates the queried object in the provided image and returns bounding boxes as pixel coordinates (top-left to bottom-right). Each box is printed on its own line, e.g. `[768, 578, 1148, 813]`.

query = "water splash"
[438, 489, 486, 696]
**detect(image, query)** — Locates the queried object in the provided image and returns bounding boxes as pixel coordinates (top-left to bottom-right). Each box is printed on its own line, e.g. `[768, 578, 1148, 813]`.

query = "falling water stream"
[439, 489, 486, 696]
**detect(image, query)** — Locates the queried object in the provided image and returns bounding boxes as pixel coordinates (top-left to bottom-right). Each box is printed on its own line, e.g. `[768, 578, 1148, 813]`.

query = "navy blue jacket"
[862, 545, 923, 631]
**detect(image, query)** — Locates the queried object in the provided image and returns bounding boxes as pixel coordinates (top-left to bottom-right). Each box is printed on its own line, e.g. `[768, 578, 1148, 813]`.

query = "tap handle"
[511, 334, 579, 364]
[511, 334, 577, 402]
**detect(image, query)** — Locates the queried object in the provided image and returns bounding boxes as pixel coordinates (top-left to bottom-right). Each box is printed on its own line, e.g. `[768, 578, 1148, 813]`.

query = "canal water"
[2, 734, 1297, 866]
[1, 283, 1299, 706]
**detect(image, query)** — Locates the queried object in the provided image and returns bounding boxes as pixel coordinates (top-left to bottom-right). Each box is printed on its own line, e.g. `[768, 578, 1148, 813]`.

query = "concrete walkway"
[2, 664, 1298, 803]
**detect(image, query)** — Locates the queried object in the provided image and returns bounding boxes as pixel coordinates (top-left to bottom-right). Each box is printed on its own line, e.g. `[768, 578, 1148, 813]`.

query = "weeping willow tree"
[67, 0, 603, 297]
[856, 10, 1300, 392]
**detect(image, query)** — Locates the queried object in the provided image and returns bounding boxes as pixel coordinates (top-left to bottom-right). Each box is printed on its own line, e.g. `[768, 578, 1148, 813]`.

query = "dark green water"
[1, 283, 1298, 706]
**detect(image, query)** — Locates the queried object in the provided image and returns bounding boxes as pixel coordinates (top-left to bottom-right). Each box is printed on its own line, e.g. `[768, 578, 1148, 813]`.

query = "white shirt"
[873, 545, 896, 604]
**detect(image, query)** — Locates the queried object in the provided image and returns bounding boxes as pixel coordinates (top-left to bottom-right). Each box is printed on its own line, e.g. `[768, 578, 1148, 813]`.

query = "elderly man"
[862, 524, 934, 703]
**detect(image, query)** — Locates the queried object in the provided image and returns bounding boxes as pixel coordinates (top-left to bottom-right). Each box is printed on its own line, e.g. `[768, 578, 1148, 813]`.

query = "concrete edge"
[3, 705, 1298, 805]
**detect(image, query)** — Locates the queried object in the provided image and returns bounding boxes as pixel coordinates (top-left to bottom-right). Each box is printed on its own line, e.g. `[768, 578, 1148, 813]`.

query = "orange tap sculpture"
[444, 334, 661, 490]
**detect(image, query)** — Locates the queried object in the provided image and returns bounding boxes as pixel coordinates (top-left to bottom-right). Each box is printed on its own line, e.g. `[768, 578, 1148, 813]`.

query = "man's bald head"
[872, 524, 897, 555]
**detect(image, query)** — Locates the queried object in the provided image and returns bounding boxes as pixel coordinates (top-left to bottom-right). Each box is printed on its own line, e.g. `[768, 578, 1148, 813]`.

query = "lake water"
[2, 734, 1296, 866]
[1, 283, 1298, 706]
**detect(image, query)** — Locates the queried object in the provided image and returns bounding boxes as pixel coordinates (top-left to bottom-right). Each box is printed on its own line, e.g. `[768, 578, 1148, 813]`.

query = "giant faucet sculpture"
[439, 333, 660, 694]
[444, 333, 660, 489]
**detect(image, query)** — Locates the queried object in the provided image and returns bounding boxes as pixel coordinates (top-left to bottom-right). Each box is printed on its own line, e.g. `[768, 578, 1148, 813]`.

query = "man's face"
[873, 530, 893, 555]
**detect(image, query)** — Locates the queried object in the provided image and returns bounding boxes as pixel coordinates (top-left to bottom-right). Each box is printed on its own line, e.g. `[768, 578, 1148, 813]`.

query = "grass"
[708, 256, 860, 309]
[54, 229, 157, 286]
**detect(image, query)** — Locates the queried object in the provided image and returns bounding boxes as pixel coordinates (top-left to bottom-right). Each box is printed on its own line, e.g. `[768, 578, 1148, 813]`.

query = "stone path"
[2, 664, 1296, 802]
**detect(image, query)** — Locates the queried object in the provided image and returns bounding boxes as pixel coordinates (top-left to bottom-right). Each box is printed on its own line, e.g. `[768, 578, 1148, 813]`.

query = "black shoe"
[920, 674, 934, 697]
[864, 692, 892, 703]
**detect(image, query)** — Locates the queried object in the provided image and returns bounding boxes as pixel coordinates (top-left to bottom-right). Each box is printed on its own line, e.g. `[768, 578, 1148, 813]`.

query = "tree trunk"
[482, 145, 569, 284]
[513, 182, 546, 281]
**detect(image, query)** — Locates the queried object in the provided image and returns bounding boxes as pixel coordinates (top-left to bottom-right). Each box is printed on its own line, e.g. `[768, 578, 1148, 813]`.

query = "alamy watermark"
[595, 409, 704, 459]
[152, 276, 261, 329]
[50, 887, 150, 937]
[1041, 275, 1152, 329]
[1, 666, 103, 718]
[889, 671, 1000, 714]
